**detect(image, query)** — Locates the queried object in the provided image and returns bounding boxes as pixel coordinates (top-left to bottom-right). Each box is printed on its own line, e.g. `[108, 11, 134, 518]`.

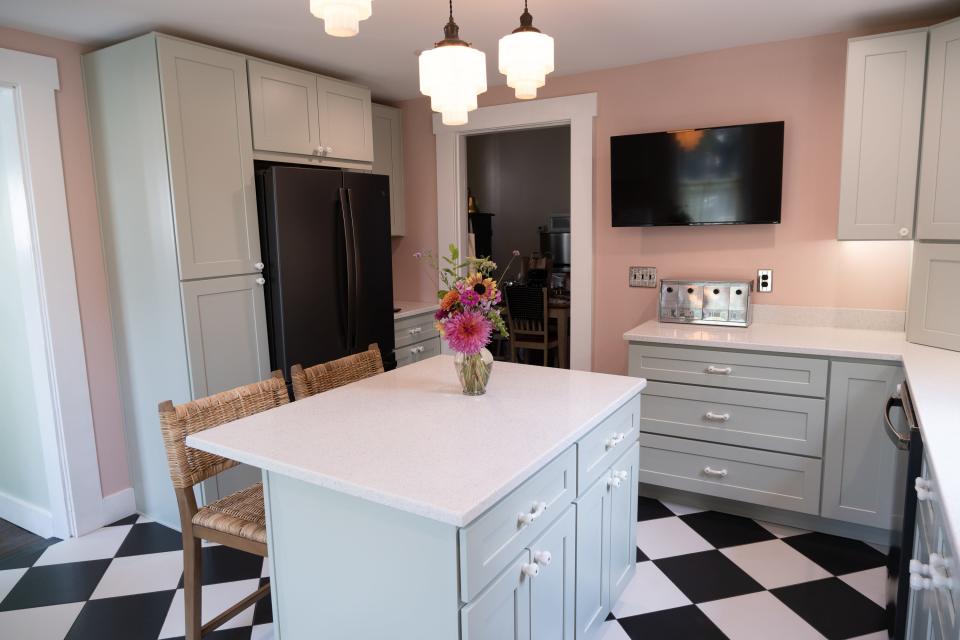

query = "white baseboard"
[100, 487, 137, 527]
[0, 489, 53, 539]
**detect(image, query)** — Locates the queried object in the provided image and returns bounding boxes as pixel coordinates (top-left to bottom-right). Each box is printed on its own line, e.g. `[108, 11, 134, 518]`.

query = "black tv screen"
[611, 121, 784, 227]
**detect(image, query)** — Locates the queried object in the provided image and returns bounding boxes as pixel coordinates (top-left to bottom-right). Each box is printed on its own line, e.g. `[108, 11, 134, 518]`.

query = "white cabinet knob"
[408, 327, 423, 335]
[521, 562, 540, 578]
[255, 277, 266, 285]
[911, 573, 932, 591]
[899, 227, 910, 237]
[704, 411, 731, 422]
[254, 262, 264, 271]
[314, 145, 323, 155]
[518, 501, 547, 527]
[605, 432, 626, 450]
[916, 477, 934, 501]
[534, 550, 552, 567]
[607, 475, 622, 489]
[703, 466, 728, 478]
[706, 365, 733, 375]
[613, 470, 629, 481]
[325, 146, 334, 155]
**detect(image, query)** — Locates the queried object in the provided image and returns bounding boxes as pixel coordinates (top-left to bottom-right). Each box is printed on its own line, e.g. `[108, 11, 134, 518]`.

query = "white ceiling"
[1, 0, 956, 101]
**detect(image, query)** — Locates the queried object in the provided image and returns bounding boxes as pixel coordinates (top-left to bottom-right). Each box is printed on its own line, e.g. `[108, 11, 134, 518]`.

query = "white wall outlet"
[629, 266, 658, 288]
[757, 268, 773, 292]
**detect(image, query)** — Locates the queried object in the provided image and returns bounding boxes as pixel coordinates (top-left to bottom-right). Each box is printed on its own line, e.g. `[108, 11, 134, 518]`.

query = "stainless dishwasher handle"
[883, 394, 910, 450]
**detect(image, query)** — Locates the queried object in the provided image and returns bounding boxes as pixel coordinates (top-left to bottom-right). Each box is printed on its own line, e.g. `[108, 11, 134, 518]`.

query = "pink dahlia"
[445, 311, 492, 355]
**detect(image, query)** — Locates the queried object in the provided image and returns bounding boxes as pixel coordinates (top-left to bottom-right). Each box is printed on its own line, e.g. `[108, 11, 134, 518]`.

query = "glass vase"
[454, 348, 494, 396]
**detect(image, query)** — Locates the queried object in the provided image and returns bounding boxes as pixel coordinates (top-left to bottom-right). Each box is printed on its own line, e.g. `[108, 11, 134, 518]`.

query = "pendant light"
[498, 0, 554, 100]
[419, 0, 487, 126]
[309, 0, 372, 38]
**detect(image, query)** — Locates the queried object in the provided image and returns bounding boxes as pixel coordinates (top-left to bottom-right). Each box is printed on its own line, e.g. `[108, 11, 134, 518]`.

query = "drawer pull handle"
[533, 550, 552, 567]
[608, 469, 629, 489]
[915, 477, 934, 501]
[605, 432, 626, 450]
[914, 555, 954, 591]
[408, 327, 423, 335]
[518, 501, 547, 527]
[607, 475, 622, 489]
[703, 466, 728, 478]
[706, 365, 733, 375]
[521, 562, 540, 578]
[704, 411, 731, 422]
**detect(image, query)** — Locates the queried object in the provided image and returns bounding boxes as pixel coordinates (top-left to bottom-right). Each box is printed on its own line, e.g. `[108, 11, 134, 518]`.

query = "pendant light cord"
[449, 0, 453, 21]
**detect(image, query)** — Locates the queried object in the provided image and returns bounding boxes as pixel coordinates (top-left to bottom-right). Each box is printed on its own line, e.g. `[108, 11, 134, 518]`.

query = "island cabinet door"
[575, 472, 612, 639]
[608, 442, 640, 605]
[461, 552, 531, 640]
[528, 506, 576, 640]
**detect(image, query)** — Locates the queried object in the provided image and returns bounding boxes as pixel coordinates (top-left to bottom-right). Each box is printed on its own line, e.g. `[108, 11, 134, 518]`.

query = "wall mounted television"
[610, 121, 784, 227]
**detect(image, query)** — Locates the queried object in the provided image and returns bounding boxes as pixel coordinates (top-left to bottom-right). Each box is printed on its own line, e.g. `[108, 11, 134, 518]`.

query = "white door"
[248, 59, 321, 156]
[317, 77, 374, 163]
[157, 36, 261, 280]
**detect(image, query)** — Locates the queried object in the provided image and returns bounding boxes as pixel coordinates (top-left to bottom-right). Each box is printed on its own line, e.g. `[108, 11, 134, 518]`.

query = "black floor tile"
[0, 537, 60, 570]
[680, 511, 777, 548]
[176, 545, 265, 588]
[115, 522, 181, 557]
[784, 531, 888, 575]
[617, 604, 729, 639]
[106, 514, 140, 527]
[771, 577, 887, 639]
[655, 550, 764, 603]
[169, 628, 253, 640]
[0, 559, 111, 611]
[252, 577, 272, 626]
[636, 546, 649, 563]
[637, 496, 676, 522]
[64, 590, 176, 640]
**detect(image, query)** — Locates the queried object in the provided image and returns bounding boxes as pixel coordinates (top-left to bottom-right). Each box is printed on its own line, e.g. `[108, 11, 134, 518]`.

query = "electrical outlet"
[629, 266, 658, 288]
[757, 268, 773, 293]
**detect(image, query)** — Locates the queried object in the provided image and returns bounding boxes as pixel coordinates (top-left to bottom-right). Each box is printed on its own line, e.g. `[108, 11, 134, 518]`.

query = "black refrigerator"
[256, 164, 396, 377]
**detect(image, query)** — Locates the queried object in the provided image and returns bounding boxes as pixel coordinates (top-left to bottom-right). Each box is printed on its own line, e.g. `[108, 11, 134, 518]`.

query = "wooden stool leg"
[184, 534, 202, 640]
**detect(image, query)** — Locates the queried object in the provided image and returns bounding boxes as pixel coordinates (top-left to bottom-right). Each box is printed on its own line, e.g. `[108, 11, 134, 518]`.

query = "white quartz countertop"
[394, 300, 439, 320]
[187, 356, 645, 526]
[624, 319, 960, 552]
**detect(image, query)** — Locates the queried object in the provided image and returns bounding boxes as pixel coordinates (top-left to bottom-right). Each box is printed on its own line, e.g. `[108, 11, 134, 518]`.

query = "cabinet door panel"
[529, 506, 576, 640]
[838, 31, 927, 240]
[372, 103, 405, 236]
[157, 37, 260, 279]
[575, 472, 611, 639]
[907, 242, 960, 352]
[461, 552, 531, 640]
[248, 59, 320, 156]
[318, 78, 373, 163]
[917, 18, 960, 240]
[609, 443, 639, 605]
[822, 361, 907, 529]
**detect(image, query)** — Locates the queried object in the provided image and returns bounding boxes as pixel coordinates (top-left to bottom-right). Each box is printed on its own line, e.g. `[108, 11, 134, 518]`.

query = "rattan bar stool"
[158, 371, 289, 639]
[289, 343, 384, 400]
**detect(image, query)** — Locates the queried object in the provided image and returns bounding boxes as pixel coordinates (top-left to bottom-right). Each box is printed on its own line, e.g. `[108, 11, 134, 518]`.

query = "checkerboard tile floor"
[0, 496, 891, 639]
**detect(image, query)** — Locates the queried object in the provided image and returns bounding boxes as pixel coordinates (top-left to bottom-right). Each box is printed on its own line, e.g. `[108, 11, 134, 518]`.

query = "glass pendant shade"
[499, 30, 554, 99]
[309, 0, 372, 37]
[418, 4, 487, 126]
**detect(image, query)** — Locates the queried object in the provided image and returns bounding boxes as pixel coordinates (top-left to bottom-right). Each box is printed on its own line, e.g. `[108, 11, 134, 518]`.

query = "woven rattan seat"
[192, 483, 267, 544]
[290, 343, 384, 400]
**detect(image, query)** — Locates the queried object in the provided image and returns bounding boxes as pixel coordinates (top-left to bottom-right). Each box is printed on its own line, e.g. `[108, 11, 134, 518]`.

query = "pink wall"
[392, 30, 914, 375]
[0, 28, 131, 496]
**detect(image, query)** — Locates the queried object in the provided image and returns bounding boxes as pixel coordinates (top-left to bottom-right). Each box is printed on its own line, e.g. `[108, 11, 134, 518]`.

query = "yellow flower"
[435, 320, 446, 337]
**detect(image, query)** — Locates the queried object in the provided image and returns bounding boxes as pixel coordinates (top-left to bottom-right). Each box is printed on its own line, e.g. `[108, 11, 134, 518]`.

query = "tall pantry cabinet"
[85, 33, 270, 528]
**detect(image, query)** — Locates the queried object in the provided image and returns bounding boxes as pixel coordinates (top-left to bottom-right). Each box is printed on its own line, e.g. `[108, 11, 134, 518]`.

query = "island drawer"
[576, 396, 640, 496]
[394, 312, 439, 349]
[637, 433, 822, 515]
[459, 446, 576, 603]
[640, 382, 826, 457]
[630, 344, 828, 397]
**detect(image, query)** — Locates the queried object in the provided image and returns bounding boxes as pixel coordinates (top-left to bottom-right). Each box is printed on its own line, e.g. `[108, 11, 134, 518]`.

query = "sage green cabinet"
[821, 361, 907, 529]
[609, 444, 639, 604]
[461, 552, 531, 640]
[574, 469, 611, 640]
[529, 506, 576, 640]
[372, 103, 406, 236]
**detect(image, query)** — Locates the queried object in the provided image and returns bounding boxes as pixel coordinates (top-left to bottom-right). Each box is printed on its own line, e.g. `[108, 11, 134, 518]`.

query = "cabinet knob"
[254, 262, 265, 271]
[255, 277, 266, 286]
[704, 411, 731, 422]
[521, 562, 540, 578]
[533, 550, 552, 567]
[613, 470, 629, 482]
[607, 475, 623, 489]
[518, 501, 547, 527]
[706, 365, 733, 375]
[605, 432, 626, 450]
[899, 227, 910, 238]
[703, 466, 728, 478]
[325, 146, 334, 155]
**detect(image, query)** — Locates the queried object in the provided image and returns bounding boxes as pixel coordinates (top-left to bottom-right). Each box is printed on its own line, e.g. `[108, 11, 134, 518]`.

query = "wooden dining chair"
[505, 285, 559, 366]
[289, 343, 384, 401]
[157, 371, 289, 640]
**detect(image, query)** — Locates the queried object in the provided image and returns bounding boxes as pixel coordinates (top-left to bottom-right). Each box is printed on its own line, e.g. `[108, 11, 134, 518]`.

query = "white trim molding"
[1, 47, 106, 537]
[433, 93, 598, 370]
[0, 489, 54, 539]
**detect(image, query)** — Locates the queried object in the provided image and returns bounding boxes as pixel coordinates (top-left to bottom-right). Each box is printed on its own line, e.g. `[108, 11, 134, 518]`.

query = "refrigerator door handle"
[339, 187, 358, 352]
[346, 187, 362, 352]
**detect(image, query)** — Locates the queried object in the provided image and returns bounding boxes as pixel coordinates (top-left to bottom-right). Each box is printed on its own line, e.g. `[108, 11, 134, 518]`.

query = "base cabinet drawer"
[577, 396, 640, 495]
[394, 336, 441, 368]
[461, 552, 531, 640]
[640, 381, 826, 457]
[638, 434, 822, 515]
[630, 344, 828, 397]
[395, 312, 440, 349]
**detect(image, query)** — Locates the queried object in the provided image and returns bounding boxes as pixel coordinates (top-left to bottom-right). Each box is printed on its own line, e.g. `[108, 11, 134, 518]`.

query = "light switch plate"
[757, 268, 773, 292]
[629, 266, 657, 288]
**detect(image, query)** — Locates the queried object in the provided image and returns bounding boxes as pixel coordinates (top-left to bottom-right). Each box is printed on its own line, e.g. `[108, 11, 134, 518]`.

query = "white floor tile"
[611, 561, 691, 617]
[0, 602, 84, 640]
[839, 567, 887, 608]
[91, 550, 184, 599]
[699, 591, 825, 640]
[594, 619, 632, 640]
[135, 515, 153, 524]
[158, 578, 261, 639]
[756, 520, 809, 538]
[661, 500, 704, 516]
[261, 559, 270, 578]
[847, 633, 888, 640]
[721, 539, 831, 589]
[251, 623, 276, 639]
[0, 567, 27, 603]
[635, 517, 713, 559]
[34, 525, 132, 566]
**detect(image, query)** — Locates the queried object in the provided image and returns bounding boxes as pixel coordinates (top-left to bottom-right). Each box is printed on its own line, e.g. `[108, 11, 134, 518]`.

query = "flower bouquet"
[417, 245, 515, 395]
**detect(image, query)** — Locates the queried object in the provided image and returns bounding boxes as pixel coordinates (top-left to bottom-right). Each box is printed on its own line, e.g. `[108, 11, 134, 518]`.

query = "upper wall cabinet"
[907, 242, 960, 351]
[917, 18, 960, 240]
[158, 37, 261, 279]
[248, 59, 373, 165]
[372, 103, 406, 236]
[838, 30, 928, 240]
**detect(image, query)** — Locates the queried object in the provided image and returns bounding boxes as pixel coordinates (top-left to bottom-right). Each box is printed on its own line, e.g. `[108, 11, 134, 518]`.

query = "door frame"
[433, 93, 597, 370]
[0, 48, 104, 538]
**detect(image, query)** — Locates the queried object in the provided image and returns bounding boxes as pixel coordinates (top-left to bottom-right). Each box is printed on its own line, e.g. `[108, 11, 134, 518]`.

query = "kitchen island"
[188, 356, 646, 640]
